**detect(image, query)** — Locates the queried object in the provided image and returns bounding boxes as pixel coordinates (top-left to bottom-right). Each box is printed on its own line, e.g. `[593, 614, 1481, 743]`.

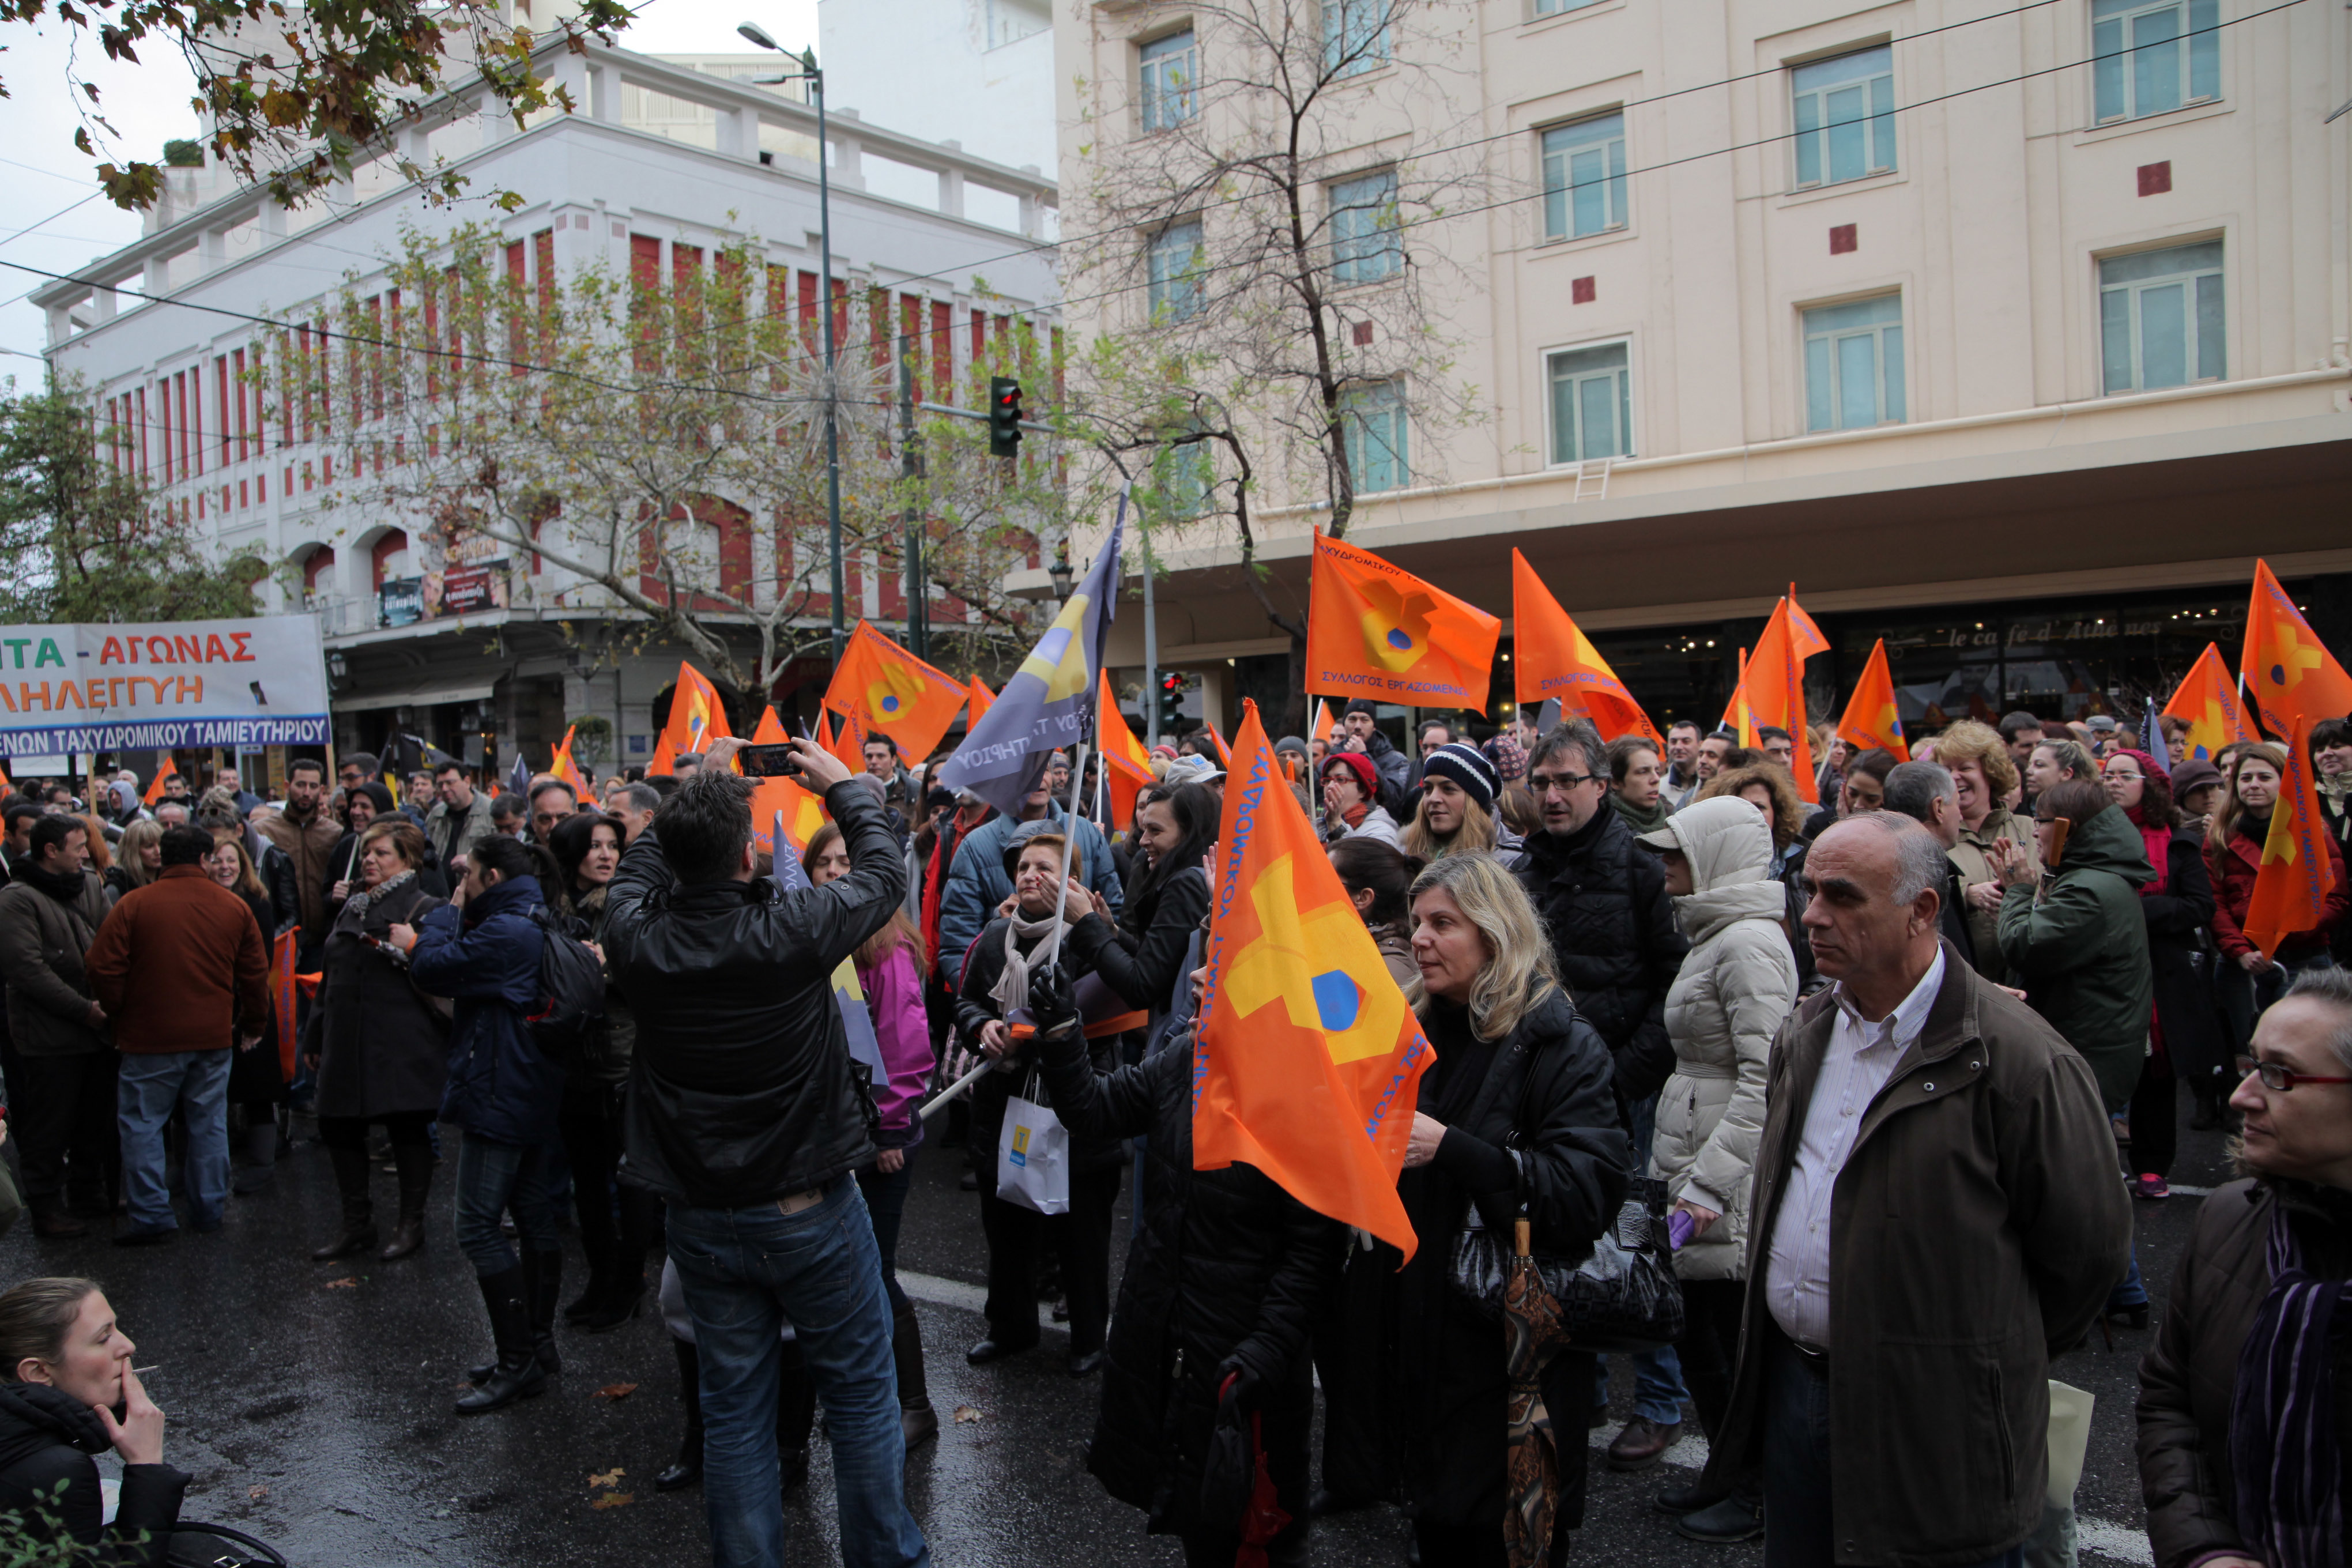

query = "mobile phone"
[740, 744, 802, 779]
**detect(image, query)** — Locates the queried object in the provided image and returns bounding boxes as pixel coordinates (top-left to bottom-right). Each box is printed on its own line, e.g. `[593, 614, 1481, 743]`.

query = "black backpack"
[526, 905, 608, 1067]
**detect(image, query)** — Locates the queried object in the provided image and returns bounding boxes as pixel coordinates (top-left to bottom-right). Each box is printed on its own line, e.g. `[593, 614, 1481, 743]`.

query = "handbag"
[995, 1069, 1072, 1216]
[166, 1520, 288, 1567]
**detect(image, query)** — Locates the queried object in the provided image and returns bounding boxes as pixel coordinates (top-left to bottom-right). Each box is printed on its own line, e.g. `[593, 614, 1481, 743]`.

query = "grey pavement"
[0, 1108, 2227, 1566]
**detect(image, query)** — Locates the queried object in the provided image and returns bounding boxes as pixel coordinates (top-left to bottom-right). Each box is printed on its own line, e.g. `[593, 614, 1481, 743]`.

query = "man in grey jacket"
[0, 815, 114, 1237]
[422, 762, 496, 876]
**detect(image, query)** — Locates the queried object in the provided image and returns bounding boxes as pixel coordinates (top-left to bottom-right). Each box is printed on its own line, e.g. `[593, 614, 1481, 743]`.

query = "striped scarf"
[2231, 1197, 2350, 1568]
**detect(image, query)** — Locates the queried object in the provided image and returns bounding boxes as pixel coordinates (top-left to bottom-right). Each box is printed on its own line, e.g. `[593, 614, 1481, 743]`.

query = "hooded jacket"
[1645, 799, 1797, 1283]
[1995, 801, 2156, 1110]
[0, 1379, 189, 1567]
[410, 873, 556, 1145]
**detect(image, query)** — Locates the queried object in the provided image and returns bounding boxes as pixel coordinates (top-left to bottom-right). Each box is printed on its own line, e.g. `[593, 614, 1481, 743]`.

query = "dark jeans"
[451, 1132, 560, 1277]
[14, 1051, 118, 1203]
[665, 1179, 929, 1568]
[316, 1110, 435, 1153]
[856, 1152, 915, 1314]
[118, 1050, 230, 1232]
[979, 1160, 1119, 1355]
[1676, 1277, 1748, 1445]
[2128, 1051, 2177, 1179]
[557, 1083, 659, 1278]
[1763, 1330, 2025, 1568]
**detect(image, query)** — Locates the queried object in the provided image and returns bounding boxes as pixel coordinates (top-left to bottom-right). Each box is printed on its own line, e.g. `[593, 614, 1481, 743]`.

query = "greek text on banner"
[0, 617, 330, 756]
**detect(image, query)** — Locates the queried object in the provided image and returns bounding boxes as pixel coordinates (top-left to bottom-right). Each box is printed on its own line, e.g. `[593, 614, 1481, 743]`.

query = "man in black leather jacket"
[603, 735, 929, 1568]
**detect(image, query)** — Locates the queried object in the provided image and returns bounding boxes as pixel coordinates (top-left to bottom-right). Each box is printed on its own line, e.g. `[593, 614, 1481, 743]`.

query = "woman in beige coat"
[1635, 796, 1797, 1544]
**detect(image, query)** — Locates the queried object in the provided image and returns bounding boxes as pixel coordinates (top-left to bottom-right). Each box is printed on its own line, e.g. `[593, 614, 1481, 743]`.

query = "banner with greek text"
[0, 617, 331, 757]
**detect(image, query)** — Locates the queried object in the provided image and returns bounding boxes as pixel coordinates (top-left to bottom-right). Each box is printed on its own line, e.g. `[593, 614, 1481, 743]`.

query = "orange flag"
[822, 703, 877, 775]
[1306, 532, 1501, 711]
[1194, 700, 1433, 1259]
[2162, 643, 2252, 763]
[966, 677, 996, 730]
[1837, 639, 1905, 756]
[1510, 549, 1660, 745]
[647, 662, 732, 777]
[1721, 589, 1829, 802]
[2243, 714, 2342, 959]
[1099, 670, 1154, 830]
[1311, 700, 1335, 747]
[1205, 722, 1232, 767]
[549, 726, 588, 796]
[748, 707, 829, 858]
[823, 621, 970, 763]
[270, 928, 300, 1079]
[1727, 650, 1759, 748]
[144, 754, 179, 805]
[2242, 560, 2352, 744]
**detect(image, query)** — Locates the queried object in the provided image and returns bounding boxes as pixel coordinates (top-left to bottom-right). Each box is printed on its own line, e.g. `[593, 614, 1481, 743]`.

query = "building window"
[1803, 295, 1906, 431]
[1547, 342, 1632, 462]
[1330, 171, 1403, 285]
[1140, 30, 1198, 131]
[1147, 222, 1207, 322]
[1154, 436, 1214, 517]
[1325, 0, 1391, 78]
[1340, 380, 1408, 494]
[2093, 0, 2220, 122]
[1541, 114, 1628, 241]
[1791, 47, 1895, 188]
[2100, 240, 2223, 393]
[1533, 0, 1604, 16]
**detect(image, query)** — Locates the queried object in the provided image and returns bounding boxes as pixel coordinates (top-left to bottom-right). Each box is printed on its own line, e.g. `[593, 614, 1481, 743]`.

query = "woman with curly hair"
[1928, 718, 2034, 981]
[1697, 763, 1807, 879]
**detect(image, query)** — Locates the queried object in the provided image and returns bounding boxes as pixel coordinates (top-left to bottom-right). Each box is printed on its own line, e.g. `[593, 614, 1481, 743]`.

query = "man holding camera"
[603, 735, 926, 1568]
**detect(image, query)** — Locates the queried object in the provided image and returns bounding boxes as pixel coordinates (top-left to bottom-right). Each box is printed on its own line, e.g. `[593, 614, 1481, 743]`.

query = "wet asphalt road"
[0, 1111, 2232, 1567]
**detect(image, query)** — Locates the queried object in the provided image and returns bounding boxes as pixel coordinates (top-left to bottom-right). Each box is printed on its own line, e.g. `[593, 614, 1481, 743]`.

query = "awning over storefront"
[332, 680, 497, 714]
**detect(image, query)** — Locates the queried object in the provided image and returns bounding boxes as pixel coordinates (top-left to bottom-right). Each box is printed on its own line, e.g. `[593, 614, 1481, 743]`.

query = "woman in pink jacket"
[804, 823, 940, 1449]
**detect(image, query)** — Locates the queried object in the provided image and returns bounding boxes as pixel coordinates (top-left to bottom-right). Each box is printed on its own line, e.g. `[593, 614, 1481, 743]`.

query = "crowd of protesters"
[0, 693, 2339, 1568]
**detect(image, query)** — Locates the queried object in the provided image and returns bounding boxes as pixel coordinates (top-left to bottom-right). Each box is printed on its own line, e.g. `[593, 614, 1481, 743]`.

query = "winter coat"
[0, 869, 108, 1057]
[85, 866, 269, 1056]
[1996, 802, 2156, 1110]
[1066, 864, 1211, 1062]
[323, 830, 449, 910]
[0, 1379, 189, 1568]
[1646, 800, 1796, 1283]
[562, 883, 637, 1091]
[1385, 989, 1632, 1534]
[861, 943, 931, 1150]
[410, 873, 556, 1147]
[1323, 804, 1401, 848]
[1948, 806, 2034, 982]
[421, 789, 497, 871]
[312, 876, 450, 1121]
[252, 801, 341, 948]
[2210, 820, 2350, 966]
[956, 914, 1124, 1174]
[1356, 728, 1413, 816]
[603, 779, 906, 1208]
[1511, 807, 1691, 1109]
[2136, 1177, 2352, 1568]
[1705, 945, 2132, 1566]
[938, 803, 1124, 989]
[225, 885, 287, 1104]
[1038, 1023, 1345, 1543]
[1371, 921, 1418, 989]
[2135, 821, 2227, 1084]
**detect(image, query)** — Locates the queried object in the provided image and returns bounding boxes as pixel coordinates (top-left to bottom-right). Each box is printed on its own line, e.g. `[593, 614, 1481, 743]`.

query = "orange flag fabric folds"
[1307, 532, 1501, 711]
[2162, 643, 2253, 763]
[747, 707, 828, 858]
[1721, 590, 1829, 802]
[1311, 700, 1335, 747]
[549, 725, 588, 796]
[1098, 672, 1154, 830]
[1194, 701, 1433, 1259]
[270, 928, 300, 1080]
[2242, 560, 2352, 744]
[2243, 715, 2343, 959]
[823, 621, 970, 763]
[1510, 550, 1660, 745]
[143, 755, 179, 805]
[1837, 639, 1905, 756]
[648, 662, 732, 777]
[966, 678, 995, 730]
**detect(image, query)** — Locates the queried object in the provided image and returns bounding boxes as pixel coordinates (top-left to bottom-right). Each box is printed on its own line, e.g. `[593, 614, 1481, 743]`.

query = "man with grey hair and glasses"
[1701, 810, 2128, 1568]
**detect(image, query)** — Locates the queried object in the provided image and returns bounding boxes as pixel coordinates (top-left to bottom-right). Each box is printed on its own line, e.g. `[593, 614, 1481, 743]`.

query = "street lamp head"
[1049, 539, 1075, 601]
[737, 21, 779, 50]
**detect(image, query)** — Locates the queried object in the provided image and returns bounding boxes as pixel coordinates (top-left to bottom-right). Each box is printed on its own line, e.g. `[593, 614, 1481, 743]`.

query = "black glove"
[1031, 962, 1078, 1042]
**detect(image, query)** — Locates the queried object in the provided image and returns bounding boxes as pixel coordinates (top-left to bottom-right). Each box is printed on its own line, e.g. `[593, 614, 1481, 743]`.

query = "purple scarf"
[2232, 1198, 2350, 1568]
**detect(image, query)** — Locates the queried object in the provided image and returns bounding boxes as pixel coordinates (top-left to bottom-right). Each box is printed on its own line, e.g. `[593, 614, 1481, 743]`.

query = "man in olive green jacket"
[1705, 812, 2129, 1568]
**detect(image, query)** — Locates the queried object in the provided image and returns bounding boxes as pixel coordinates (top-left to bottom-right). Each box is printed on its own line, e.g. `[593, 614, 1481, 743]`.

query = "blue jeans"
[1593, 1344, 1690, 1424]
[118, 1050, 231, 1232]
[1764, 1332, 2025, 1568]
[666, 1179, 929, 1568]
[451, 1132, 560, 1276]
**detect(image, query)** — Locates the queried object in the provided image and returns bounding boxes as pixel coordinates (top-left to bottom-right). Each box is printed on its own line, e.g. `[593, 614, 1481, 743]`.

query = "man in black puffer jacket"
[604, 736, 928, 1568]
[1512, 719, 1689, 1114]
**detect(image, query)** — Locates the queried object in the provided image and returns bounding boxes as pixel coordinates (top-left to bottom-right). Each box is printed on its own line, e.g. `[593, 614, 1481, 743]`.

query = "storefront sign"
[379, 578, 425, 627]
[0, 617, 331, 756]
[434, 562, 510, 619]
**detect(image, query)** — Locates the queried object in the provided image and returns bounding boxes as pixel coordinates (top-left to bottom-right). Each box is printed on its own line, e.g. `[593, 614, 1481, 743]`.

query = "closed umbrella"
[1503, 1217, 1569, 1568]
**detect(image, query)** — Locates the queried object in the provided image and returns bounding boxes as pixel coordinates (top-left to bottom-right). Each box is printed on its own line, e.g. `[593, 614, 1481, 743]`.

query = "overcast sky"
[0, 0, 820, 378]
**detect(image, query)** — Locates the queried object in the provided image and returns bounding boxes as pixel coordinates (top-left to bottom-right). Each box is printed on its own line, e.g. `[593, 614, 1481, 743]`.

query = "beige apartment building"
[1057, 0, 2352, 734]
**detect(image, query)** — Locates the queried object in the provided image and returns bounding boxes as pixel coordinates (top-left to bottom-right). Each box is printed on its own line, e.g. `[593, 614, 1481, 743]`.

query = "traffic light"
[1157, 670, 1187, 734]
[988, 376, 1023, 457]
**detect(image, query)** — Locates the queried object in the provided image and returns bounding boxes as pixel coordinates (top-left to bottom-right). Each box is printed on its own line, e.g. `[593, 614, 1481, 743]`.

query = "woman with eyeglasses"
[2138, 967, 2352, 1568]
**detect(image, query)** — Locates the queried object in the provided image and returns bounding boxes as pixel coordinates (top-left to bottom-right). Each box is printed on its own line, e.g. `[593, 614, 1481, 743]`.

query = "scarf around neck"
[347, 869, 416, 919]
[988, 908, 1062, 1022]
[2230, 1194, 2352, 1568]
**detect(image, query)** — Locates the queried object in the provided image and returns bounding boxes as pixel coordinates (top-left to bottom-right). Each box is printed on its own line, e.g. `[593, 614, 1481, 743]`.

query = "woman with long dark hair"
[202, 835, 291, 1195]
[1067, 781, 1218, 1058]
[1328, 836, 1423, 990]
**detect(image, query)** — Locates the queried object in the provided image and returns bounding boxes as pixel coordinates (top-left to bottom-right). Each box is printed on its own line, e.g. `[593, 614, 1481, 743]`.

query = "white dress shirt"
[1764, 948, 1947, 1349]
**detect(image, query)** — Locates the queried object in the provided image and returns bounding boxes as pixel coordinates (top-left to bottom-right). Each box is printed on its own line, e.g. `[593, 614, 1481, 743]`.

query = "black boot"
[310, 1146, 377, 1261]
[523, 1249, 564, 1375]
[378, 1142, 432, 1261]
[564, 1242, 613, 1325]
[455, 1267, 546, 1414]
[655, 1338, 704, 1491]
[778, 1337, 815, 1491]
[28, 1195, 88, 1241]
[893, 1301, 938, 1450]
[576, 1252, 646, 1333]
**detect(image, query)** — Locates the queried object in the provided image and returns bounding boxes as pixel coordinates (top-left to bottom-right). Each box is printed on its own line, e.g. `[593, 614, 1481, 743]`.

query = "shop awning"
[331, 680, 497, 714]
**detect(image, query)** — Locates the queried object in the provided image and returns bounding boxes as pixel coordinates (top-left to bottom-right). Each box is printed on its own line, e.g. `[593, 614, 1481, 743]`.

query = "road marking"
[899, 1268, 1068, 1335]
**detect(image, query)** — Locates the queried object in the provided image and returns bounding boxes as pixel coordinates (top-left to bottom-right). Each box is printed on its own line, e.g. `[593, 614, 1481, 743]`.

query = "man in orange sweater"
[86, 825, 270, 1245]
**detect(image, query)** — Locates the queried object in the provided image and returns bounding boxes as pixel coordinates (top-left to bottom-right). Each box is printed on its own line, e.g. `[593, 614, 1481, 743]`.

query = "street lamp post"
[740, 21, 847, 665]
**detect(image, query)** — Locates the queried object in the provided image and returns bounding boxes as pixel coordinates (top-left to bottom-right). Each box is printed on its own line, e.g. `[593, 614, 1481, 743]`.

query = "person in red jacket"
[84, 825, 269, 1245]
[2207, 743, 2351, 1056]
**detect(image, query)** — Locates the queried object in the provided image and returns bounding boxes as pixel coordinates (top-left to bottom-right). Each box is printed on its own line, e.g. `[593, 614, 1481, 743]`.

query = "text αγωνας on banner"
[0, 618, 331, 758]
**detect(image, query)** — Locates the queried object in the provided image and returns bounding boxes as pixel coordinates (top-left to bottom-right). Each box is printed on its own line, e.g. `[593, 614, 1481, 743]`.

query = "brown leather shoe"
[1606, 1415, 1682, 1471]
[31, 1204, 88, 1241]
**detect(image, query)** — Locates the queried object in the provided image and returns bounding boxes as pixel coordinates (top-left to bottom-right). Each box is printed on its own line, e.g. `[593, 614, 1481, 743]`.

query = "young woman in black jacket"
[1064, 782, 1216, 1062]
[0, 1278, 185, 1566]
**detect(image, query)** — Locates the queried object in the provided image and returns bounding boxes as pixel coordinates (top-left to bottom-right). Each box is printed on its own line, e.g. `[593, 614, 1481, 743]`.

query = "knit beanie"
[1420, 741, 1499, 815]
[1481, 732, 1529, 782]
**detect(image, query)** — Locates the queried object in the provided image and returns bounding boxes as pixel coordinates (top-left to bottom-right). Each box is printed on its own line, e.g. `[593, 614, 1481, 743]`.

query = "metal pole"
[814, 61, 846, 665]
[1141, 530, 1159, 748]
[899, 349, 927, 659]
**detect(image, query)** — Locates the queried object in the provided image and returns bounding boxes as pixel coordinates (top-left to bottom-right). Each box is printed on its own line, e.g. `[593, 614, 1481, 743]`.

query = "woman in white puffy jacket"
[1634, 796, 1797, 1543]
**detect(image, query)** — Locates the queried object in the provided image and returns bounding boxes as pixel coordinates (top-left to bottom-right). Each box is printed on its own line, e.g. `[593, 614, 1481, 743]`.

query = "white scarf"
[988, 909, 1063, 1022]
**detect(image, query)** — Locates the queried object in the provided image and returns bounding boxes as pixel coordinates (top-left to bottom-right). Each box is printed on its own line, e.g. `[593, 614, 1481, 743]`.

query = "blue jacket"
[411, 873, 557, 1146]
[938, 802, 1123, 989]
